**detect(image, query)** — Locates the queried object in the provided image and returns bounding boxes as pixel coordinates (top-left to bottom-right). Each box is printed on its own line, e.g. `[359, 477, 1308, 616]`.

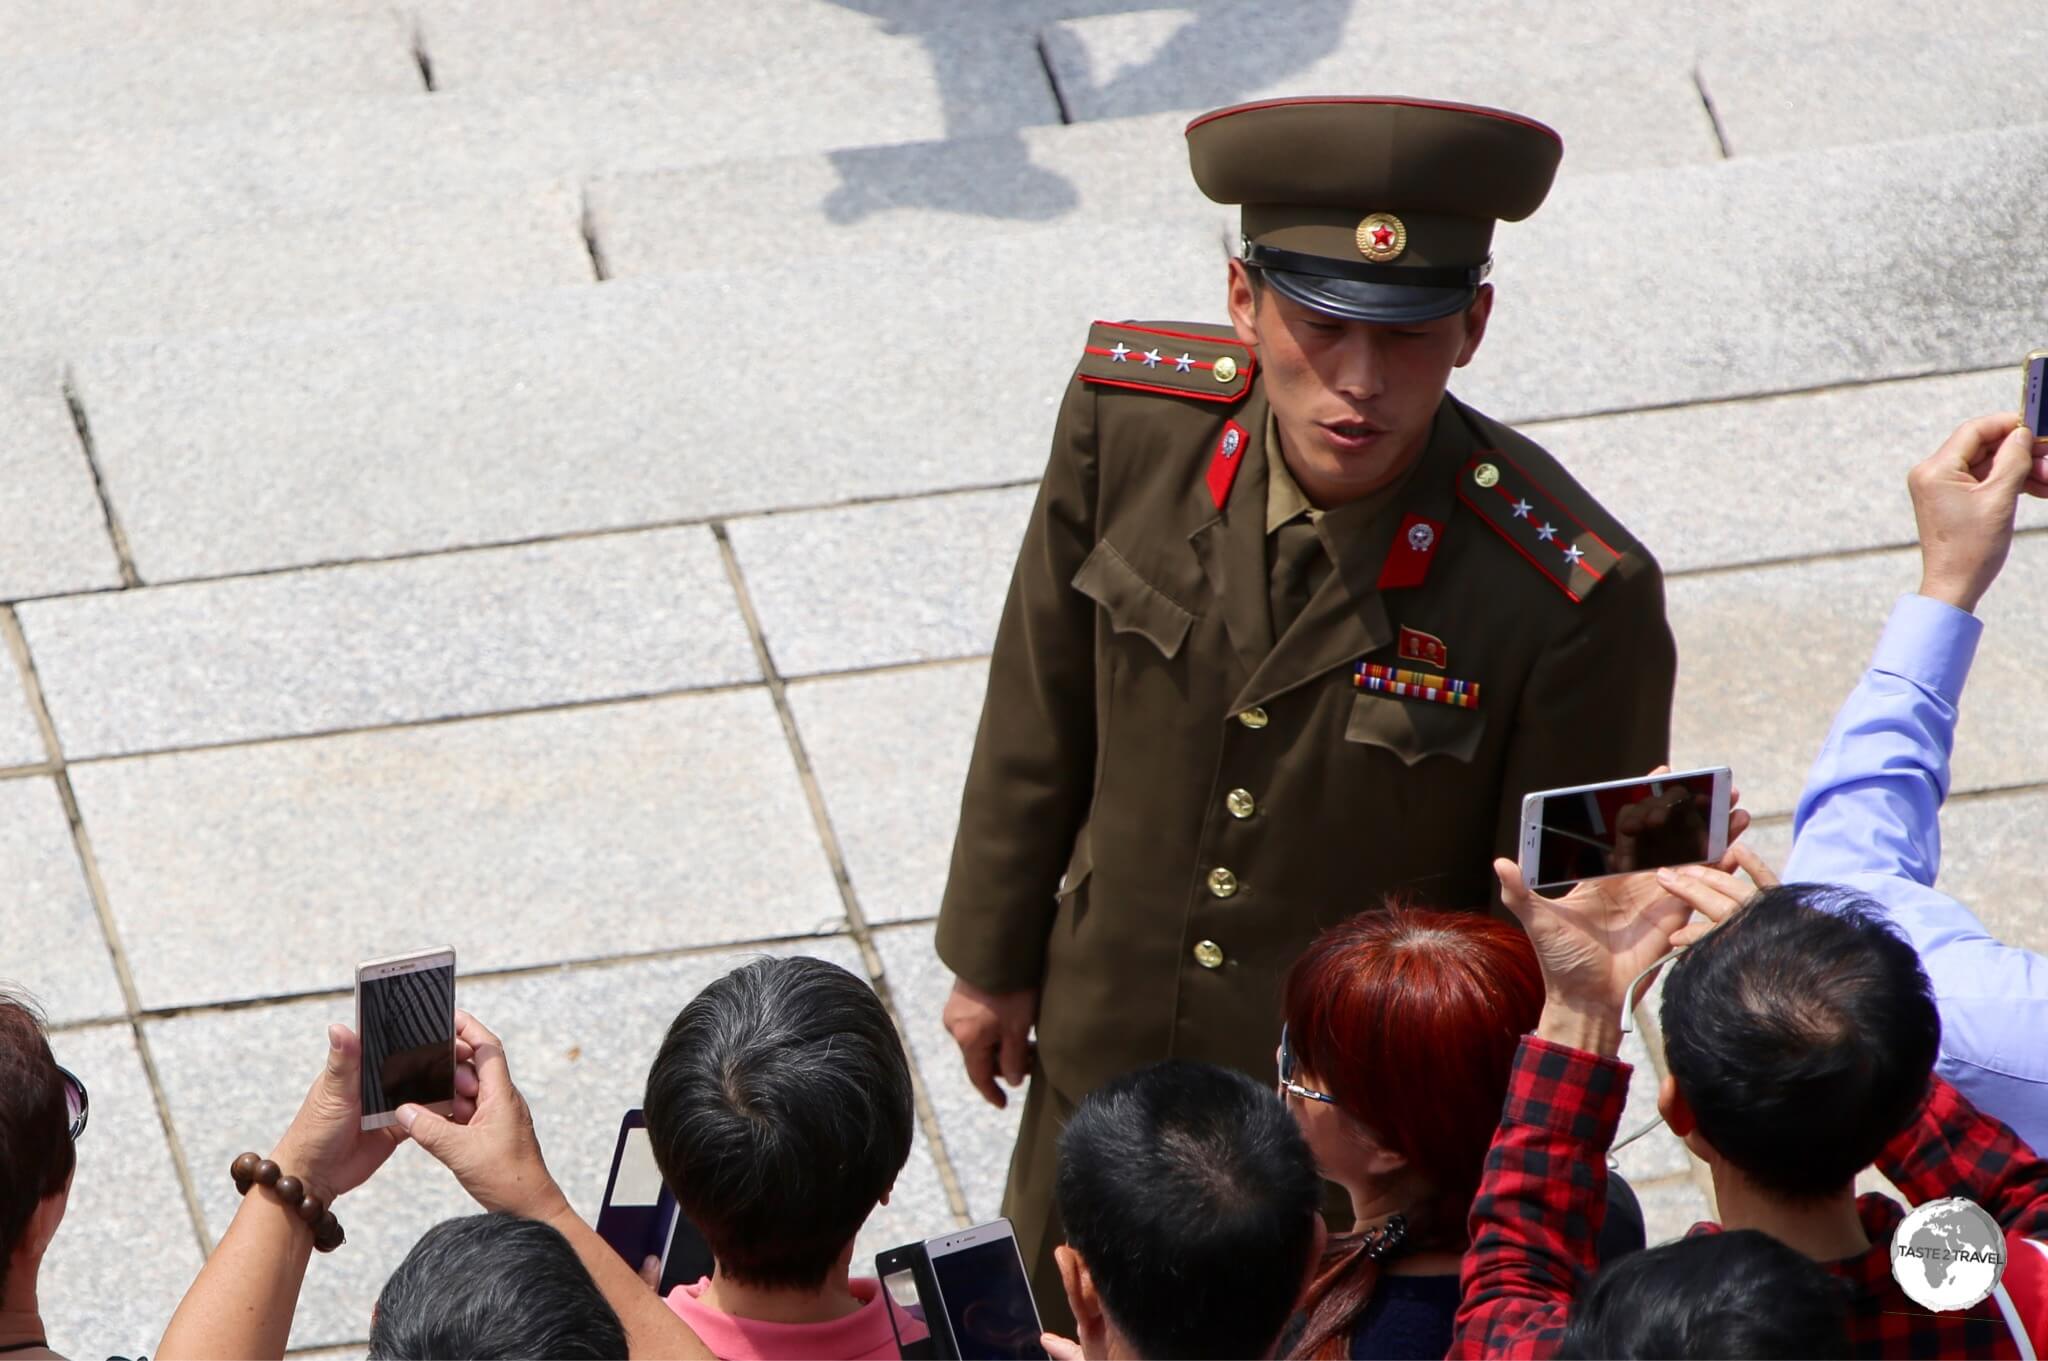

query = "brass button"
[1207, 866, 1239, 898]
[1193, 940, 1225, 969]
[1473, 462, 1501, 489]
[1237, 706, 1269, 730]
[1225, 788, 1256, 819]
[1212, 355, 1239, 383]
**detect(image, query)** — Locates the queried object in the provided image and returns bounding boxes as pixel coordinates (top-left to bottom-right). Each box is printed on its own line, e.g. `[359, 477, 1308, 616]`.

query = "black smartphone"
[355, 947, 456, 1132]
[876, 1241, 946, 1360]
[2023, 350, 2047, 436]
[595, 1109, 715, 1293]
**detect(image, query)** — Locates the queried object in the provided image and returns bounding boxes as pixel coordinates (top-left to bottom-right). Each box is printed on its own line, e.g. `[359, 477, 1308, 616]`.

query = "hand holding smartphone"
[355, 947, 456, 1131]
[1518, 767, 1732, 892]
[878, 1218, 1046, 1361]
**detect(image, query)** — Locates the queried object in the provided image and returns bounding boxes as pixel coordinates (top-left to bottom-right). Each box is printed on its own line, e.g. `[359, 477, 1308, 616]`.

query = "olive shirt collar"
[1196, 392, 1472, 714]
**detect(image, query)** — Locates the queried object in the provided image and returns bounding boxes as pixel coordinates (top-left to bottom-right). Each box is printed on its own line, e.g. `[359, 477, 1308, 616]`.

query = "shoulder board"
[1456, 450, 1625, 603]
[1077, 321, 1255, 403]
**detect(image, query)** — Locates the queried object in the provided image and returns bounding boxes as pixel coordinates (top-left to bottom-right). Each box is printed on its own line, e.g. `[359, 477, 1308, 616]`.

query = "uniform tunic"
[934, 321, 1676, 1323]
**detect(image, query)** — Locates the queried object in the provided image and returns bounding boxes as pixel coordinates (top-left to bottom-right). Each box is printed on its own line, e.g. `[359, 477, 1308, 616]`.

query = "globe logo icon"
[1891, 1197, 2007, 1311]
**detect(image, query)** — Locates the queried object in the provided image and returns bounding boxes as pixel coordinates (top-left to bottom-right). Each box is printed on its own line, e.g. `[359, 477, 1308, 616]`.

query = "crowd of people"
[5, 418, 2048, 1360]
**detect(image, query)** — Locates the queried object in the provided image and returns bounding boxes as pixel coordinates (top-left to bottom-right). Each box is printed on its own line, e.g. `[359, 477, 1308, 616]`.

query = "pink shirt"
[665, 1276, 902, 1361]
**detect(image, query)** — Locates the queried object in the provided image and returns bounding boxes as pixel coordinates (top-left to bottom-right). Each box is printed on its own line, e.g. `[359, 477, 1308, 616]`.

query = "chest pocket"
[1071, 540, 1194, 660]
[1344, 691, 1485, 766]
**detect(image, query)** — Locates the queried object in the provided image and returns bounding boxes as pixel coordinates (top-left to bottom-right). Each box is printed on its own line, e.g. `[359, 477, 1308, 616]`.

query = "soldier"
[935, 97, 1676, 1324]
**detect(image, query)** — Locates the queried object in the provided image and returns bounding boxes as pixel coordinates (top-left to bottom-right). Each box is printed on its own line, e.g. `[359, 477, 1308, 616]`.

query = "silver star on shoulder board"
[1562, 544, 1586, 566]
[1512, 498, 1533, 518]
[1142, 348, 1163, 367]
[1175, 353, 1195, 372]
[1535, 522, 1558, 542]
[1109, 342, 1130, 362]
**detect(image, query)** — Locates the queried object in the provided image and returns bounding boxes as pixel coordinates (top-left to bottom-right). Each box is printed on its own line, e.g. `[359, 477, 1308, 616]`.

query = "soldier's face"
[1228, 263, 1491, 506]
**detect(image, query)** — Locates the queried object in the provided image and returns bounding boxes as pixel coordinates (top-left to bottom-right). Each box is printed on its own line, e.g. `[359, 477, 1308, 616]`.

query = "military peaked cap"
[1186, 96, 1563, 324]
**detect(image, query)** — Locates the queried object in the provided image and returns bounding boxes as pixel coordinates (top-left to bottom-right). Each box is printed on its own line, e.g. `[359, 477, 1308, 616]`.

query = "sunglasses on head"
[1277, 1023, 1337, 1105]
[56, 1065, 87, 1142]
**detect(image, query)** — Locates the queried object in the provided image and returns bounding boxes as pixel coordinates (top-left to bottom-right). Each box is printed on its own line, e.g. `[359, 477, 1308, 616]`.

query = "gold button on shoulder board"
[1212, 355, 1239, 383]
[1237, 706, 1269, 729]
[1225, 788, 1256, 819]
[1207, 866, 1239, 898]
[1473, 462, 1501, 489]
[1193, 940, 1225, 969]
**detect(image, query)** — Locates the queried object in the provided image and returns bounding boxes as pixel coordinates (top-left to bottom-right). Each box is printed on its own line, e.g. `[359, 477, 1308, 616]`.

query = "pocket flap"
[1344, 691, 1484, 767]
[1071, 540, 1194, 659]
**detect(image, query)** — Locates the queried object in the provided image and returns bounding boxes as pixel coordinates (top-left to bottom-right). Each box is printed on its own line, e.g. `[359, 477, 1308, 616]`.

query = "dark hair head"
[1056, 1059, 1321, 1360]
[1560, 1229, 1851, 1358]
[366, 1212, 627, 1360]
[0, 990, 73, 1295]
[643, 955, 914, 1290]
[1282, 906, 1542, 1356]
[1660, 884, 1940, 1199]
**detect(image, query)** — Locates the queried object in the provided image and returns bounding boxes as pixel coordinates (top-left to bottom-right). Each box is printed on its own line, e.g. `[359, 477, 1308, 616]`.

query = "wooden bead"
[231, 1152, 262, 1184]
[296, 1194, 324, 1225]
[253, 1159, 281, 1187]
[272, 1175, 304, 1206]
[313, 1213, 345, 1253]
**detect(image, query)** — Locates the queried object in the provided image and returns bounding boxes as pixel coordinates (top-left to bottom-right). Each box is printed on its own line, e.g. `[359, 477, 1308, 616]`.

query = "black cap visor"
[1263, 266, 1476, 324]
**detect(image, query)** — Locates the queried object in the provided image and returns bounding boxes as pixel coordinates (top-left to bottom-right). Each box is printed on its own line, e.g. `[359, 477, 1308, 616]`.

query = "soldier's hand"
[943, 976, 1038, 1109]
[1909, 413, 2040, 614]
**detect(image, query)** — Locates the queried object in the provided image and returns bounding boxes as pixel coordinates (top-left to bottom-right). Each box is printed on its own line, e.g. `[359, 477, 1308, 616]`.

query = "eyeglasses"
[56, 1065, 87, 1142]
[1277, 1024, 1337, 1105]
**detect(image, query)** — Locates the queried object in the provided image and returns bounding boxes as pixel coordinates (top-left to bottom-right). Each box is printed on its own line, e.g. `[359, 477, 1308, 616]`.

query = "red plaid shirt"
[1452, 1035, 2048, 1359]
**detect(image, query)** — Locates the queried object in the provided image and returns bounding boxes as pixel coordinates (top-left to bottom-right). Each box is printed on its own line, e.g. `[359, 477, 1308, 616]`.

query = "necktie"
[1268, 516, 1329, 640]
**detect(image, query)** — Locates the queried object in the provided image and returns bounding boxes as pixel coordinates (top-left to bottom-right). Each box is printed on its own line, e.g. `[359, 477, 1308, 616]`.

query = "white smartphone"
[1518, 767, 1731, 892]
[355, 946, 457, 1131]
[924, 1218, 1047, 1361]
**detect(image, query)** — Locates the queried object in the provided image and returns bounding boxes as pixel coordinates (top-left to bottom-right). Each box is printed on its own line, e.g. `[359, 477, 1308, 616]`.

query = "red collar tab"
[1206, 420, 1250, 509]
[1376, 513, 1445, 590]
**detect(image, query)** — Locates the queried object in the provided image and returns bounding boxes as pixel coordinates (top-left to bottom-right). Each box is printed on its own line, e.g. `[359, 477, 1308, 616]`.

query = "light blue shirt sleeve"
[1785, 593, 2048, 1155]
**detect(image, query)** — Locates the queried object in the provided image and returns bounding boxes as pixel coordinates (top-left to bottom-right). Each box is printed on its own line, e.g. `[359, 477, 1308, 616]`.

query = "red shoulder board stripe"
[1456, 451, 1623, 603]
[1077, 321, 1255, 403]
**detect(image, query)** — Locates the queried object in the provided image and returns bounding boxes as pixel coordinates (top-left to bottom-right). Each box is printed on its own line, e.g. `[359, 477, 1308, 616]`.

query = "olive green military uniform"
[932, 98, 1678, 1327]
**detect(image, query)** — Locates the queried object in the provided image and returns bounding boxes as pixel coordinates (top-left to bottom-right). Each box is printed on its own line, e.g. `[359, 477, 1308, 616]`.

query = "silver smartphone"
[355, 946, 457, 1131]
[924, 1218, 1047, 1361]
[1518, 768, 1732, 891]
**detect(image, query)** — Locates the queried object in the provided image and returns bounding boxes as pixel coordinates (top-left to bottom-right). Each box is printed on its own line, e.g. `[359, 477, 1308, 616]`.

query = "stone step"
[65, 119, 2048, 586]
[1, 178, 591, 360]
[0, 358, 123, 602]
[0, 13, 420, 154]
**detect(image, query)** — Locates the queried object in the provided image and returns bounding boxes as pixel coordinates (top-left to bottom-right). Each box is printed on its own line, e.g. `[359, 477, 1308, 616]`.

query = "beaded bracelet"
[231, 1152, 346, 1252]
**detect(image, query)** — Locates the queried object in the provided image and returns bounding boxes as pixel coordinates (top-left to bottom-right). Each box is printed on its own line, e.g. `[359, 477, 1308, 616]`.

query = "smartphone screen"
[1530, 770, 1724, 890]
[357, 958, 455, 1122]
[928, 1232, 1046, 1361]
[597, 1117, 677, 1269]
[878, 1256, 937, 1359]
[2025, 353, 2047, 437]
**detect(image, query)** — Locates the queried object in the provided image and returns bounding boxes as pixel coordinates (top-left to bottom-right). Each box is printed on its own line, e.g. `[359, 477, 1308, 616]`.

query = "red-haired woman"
[1277, 907, 1550, 1360]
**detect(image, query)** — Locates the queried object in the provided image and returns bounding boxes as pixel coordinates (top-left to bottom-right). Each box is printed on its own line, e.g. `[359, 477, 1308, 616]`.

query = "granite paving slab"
[0, 0, 395, 61]
[873, 923, 1023, 1223]
[1699, 14, 2044, 157]
[146, 940, 954, 1350]
[1633, 1174, 1714, 1247]
[420, 0, 1057, 137]
[0, 777, 124, 1025]
[0, 15, 418, 149]
[71, 227, 1218, 578]
[1667, 536, 2048, 822]
[72, 689, 844, 1010]
[1, 179, 590, 359]
[0, 358, 123, 601]
[35, 1024, 204, 1360]
[21, 527, 757, 759]
[587, 112, 1212, 277]
[1531, 367, 2048, 577]
[788, 660, 988, 926]
[728, 489, 1032, 678]
[0, 652, 43, 769]
[1041, 3, 1717, 173]
[1464, 121, 2048, 423]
